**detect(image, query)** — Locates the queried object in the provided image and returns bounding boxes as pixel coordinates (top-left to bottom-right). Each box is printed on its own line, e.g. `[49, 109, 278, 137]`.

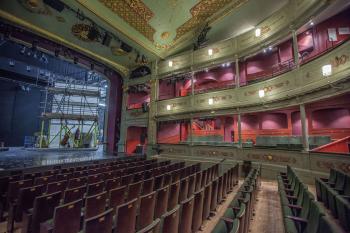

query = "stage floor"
[0, 147, 116, 170]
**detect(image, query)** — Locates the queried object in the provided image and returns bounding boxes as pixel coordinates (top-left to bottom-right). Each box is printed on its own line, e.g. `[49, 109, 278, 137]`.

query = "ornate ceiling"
[0, 0, 288, 74]
[77, 0, 289, 57]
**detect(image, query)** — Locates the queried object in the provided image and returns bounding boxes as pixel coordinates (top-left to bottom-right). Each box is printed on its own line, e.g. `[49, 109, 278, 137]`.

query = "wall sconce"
[168, 60, 173, 67]
[258, 89, 265, 98]
[322, 64, 332, 77]
[208, 98, 214, 105]
[208, 48, 213, 56]
[166, 104, 172, 110]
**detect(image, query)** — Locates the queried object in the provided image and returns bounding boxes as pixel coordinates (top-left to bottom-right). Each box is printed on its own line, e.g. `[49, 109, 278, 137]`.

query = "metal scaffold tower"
[38, 75, 102, 149]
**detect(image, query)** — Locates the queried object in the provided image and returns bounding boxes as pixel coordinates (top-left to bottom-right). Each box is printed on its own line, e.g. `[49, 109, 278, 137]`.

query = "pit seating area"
[212, 166, 261, 233]
[315, 168, 350, 231]
[0, 156, 239, 233]
[278, 165, 344, 233]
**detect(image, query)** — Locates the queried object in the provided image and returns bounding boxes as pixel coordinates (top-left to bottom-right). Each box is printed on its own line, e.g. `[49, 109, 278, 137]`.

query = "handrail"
[312, 136, 350, 153]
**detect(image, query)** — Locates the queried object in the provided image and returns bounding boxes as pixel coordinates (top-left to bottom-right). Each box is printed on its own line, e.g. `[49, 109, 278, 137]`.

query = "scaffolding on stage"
[38, 76, 102, 149]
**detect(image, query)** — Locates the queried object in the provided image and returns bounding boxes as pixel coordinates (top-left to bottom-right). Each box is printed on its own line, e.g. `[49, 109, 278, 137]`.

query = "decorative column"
[291, 29, 300, 68]
[117, 80, 129, 153]
[235, 55, 240, 88]
[300, 104, 309, 151]
[106, 73, 123, 154]
[190, 118, 193, 146]
[237, 113, 242, 148]
[147, 60, 159, 156]
[191, 71, 195, 96]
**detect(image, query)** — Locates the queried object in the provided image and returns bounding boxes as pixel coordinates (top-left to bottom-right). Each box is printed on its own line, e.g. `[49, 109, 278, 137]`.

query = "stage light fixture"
[208, 98, 214, 105]
[166, 105, 172, 111]
[208, 48, 213, 56]
[168, 60, 173, 67]
[20, 46, 26, 54]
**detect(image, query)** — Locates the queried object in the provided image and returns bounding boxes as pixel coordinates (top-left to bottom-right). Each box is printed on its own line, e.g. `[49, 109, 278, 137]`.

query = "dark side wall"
[0, 79, 43, 146]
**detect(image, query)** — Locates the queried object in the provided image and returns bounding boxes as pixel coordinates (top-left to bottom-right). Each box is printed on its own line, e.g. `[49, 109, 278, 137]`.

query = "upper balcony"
[156, 7, 350, 117]
[157, 37, 350, 117]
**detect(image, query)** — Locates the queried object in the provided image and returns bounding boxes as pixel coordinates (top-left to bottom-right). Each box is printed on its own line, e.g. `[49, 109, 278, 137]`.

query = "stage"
[0, 147, 117, 170]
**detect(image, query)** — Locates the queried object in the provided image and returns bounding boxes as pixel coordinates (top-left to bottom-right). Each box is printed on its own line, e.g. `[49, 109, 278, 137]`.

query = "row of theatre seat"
[278, 166, 343, 233]
[315, 168, 350, 231]
[212, 166, 261, 233]
[0, 156, 239, 233]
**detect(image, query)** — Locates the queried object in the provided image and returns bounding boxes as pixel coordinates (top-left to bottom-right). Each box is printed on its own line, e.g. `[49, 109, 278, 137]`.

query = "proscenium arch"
[0, 20, 125, 153]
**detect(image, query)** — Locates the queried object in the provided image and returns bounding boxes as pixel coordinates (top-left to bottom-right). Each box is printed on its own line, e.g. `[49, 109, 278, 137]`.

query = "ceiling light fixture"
[255, 28, 261, 37]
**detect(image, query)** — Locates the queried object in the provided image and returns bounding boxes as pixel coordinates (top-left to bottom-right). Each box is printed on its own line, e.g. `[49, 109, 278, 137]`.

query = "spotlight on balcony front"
[322, 64, 332, 77]
[259, 89, 265, 98]
[166, 104, 172, 110]
[208, 48, 213, 56]
[208, 98, 214, 105]
[255, 28, 261, 37]
[168, 60, 173, 67]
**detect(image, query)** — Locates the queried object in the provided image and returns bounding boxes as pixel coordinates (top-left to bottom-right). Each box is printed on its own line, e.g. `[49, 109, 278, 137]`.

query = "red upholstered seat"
[83, 208, 114, 233]
[137, 191, 156, 230]
[40, 199, 83, 233]
[114, 198, 138, 233]
[179, 196, 194, 233]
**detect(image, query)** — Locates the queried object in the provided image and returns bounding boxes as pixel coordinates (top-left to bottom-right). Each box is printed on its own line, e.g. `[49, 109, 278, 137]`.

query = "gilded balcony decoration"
[71, 24, 99, 42]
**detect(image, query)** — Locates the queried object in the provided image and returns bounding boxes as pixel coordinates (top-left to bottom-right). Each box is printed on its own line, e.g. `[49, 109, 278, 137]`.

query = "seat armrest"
[221, 217, 234, 223]
[22, 211, 33, 233]
[287, 204, 302, 210]
[228, 206, 240, 211]
[40, 220, 53, 233]
[341, 195, 350, 201]
[286, 216, 308, 224]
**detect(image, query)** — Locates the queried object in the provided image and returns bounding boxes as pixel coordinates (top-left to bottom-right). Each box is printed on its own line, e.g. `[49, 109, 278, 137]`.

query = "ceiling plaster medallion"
[71, 24, 98, 42]
[161, 32, 170, 40]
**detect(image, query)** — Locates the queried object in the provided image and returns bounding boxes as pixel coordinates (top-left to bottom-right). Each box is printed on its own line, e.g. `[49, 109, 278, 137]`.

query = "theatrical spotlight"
[9, 60, 15, 67]
[20, 46, 26, 54]
[135, 53, 140, 63]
